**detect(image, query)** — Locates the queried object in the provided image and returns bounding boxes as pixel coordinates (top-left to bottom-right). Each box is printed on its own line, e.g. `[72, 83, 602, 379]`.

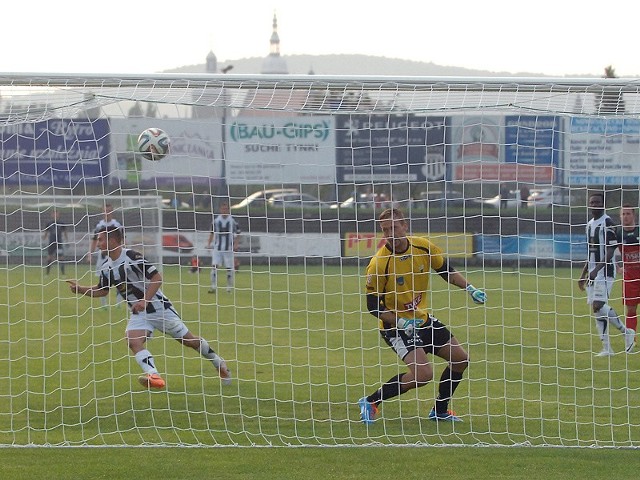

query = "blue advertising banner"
[0, 119, 109, 187]
[504, 116, 560, 166]
[335, 114, 446, 183]
[478, 233, 587, 261]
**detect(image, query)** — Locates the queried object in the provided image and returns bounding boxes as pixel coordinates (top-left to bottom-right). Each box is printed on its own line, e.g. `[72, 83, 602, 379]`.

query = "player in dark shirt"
[42, 210, 67, 275]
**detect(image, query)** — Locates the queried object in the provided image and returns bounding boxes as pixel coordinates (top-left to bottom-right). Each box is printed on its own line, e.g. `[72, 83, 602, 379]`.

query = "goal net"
[0, 73, 639, 447]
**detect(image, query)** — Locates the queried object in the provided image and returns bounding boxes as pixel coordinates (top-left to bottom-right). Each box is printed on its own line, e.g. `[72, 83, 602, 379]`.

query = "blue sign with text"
[0, 119, 110, 187]
[504, 116, 560, 166]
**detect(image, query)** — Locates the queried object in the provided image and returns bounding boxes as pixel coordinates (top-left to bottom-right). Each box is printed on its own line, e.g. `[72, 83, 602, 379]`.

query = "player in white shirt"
[67, 225, 232, 389]
[578, 192, 635, 356]
[206, 201, 240, 293]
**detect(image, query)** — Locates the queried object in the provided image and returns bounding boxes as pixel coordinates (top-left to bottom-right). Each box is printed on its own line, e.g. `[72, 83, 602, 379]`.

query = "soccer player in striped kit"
[67, 225, 231, 389]
[616, 204, 640, 343]
[206, 201, 240, 294]
[578, 193, 635, 356]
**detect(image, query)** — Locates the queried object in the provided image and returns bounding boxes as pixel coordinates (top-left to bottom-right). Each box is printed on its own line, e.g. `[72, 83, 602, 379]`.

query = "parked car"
[527, 187, 570, 208]
[230, 189, 299, 210]
[333, 192, 391, 209]
[476, 190, 521, 209]
[267, 192, 333, 209]
[412, 190, 466, 209]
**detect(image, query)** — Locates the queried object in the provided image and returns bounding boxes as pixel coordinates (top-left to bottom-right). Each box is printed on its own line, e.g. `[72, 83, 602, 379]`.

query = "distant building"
[261, 13, 289, 75]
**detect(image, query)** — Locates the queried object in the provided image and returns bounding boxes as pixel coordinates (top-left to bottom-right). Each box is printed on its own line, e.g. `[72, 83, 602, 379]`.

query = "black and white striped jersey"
[97, 248, 171, 313]
[586, 213, 617, 278]
[211, 214, 240, 252]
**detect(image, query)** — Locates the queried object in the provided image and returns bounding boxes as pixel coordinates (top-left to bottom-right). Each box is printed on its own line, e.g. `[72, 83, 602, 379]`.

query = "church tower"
[261, 12, 288, 74]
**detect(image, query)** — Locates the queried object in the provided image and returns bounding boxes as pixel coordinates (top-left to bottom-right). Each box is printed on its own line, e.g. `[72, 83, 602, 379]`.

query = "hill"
[166, 53, 556, 77]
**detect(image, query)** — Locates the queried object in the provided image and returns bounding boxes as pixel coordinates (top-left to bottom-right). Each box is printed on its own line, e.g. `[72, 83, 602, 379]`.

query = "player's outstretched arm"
[66, 280, 109, 298]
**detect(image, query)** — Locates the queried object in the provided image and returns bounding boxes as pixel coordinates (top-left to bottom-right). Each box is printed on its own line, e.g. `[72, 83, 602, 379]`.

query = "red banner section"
[454, 163, 554, 182]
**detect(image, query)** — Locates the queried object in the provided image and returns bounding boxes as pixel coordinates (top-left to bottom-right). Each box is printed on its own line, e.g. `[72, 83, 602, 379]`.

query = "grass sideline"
[0, 446, 638, 479]
[0, 265, 638, 450]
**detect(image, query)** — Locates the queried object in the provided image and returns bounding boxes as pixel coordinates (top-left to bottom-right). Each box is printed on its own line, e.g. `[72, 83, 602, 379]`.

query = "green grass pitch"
[0, 264, 637, 476]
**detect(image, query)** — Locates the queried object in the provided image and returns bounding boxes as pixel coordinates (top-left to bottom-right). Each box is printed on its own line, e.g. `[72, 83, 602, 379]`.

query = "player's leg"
[358, 329, 432, 424]
[127, 313, 164, 388]
[209, 251, 220, 293]
[423, 317, 467, 421]
[593, 278, 634, 353]
[623, 279, 639, 334]
[45, 245, 55, 275]
[126, 327, 165, 389]
[156, 308, 232, 385]
[95, 252, 108, 307]
[178, 330, 232, 385]
[224, 252, 235, 292]
[626, 304, 638, 336]
[57, 244, 65, 275]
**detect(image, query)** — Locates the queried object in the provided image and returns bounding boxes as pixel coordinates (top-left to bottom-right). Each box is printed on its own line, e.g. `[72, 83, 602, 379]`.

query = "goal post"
[0, 73, 639, 447]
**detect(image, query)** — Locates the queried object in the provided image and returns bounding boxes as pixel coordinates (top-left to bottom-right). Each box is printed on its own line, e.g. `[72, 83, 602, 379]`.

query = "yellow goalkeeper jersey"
[365, 235, 445, 329]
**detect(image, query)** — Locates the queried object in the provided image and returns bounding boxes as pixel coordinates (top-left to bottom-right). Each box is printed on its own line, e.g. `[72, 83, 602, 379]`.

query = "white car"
[476, 190, 521, 209]
[527, 188, 569, 208]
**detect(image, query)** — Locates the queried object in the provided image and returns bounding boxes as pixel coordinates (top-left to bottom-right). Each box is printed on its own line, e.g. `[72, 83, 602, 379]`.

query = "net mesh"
[0, 73, 639, 446]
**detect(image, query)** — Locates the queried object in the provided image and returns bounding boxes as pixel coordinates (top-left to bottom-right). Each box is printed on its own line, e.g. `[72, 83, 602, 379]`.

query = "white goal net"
[0, 73, 639, 447]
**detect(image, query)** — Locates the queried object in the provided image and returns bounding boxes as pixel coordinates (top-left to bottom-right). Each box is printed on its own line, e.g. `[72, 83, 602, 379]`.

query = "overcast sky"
[4, 0, 637, 77]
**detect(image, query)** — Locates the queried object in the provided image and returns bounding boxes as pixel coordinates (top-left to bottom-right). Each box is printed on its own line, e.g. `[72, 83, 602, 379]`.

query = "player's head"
[103, 203, 114, 219]
[378, 208, 408, 253]
[620, 204, 637, 227]
[96, 225, 123, 254]
[588, 192, 605, 219]
[219, 201, 230, 215]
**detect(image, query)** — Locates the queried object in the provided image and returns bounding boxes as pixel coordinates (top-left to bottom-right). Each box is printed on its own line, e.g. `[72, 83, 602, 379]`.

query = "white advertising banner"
[163, 231, 341, 259]
[109, 118, 223, 185]
[564, 117, 640, 185]
[225, 116, 336, 184]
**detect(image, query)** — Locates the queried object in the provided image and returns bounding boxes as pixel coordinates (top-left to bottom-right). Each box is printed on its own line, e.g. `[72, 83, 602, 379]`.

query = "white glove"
[466, 284, 486, 304]
[397, 317, 426, 336]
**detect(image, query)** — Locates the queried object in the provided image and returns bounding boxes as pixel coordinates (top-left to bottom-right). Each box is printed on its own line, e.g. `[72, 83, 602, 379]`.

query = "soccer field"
[0, 264, 638, 449]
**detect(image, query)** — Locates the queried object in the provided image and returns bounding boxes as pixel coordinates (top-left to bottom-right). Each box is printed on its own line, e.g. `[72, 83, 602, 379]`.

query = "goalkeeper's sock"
[198, 338, 223, 368]
[435, 367, 463, 414]
[134, 349, 158, 374]
[367, 374, 409, 405]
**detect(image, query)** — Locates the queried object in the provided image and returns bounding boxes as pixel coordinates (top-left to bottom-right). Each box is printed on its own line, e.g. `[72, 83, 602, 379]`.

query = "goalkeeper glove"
[397, 317, 426, 336]
[466, 284, 487, 304]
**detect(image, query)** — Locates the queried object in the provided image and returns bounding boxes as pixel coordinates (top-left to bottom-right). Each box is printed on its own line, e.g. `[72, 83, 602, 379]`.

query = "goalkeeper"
[358, 208, 486, 424]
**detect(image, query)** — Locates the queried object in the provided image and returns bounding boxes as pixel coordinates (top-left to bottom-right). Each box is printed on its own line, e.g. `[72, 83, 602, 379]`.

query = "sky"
[3, 0, 638, 77]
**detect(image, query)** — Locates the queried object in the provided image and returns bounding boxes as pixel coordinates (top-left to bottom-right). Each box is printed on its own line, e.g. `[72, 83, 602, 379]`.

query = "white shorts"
[126, 307, 189, 339]
[586, 277, 614, 305]
[212, 250, 234, 269]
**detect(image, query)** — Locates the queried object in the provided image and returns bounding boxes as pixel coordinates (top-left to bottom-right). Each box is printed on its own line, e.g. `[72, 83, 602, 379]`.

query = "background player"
[42, 209, 67, 276]
[206, 201, 240, 293]
[67, 225, 231, 389]
[578, 193, 635, 355]
[359, 208, 486, 424]
[616, 204, 640, 342]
